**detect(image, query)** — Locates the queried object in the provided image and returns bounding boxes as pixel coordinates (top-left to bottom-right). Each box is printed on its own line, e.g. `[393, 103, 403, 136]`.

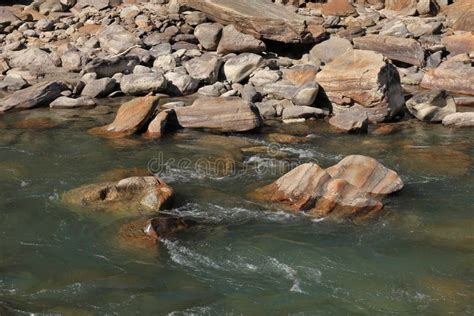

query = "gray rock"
[255, 101, 277, 119]
[120, 73, 167, 95]
[262, 83, 298, 100]
[61, 49, 86, 72]
[149, 43, 172, 58]
[442, 112, 474, 128]
[282, 106, 326, 120]
[0, 74, 27, 90]
[329, 109, 369, 133]
[84, 56, 139, 78]
[292, 83, 319, 106]
[8, 47, 59, 71]
[165, 72, 199, 96]
[224, 53, 263, 83]
[35, 19, 54, 32]
[184, 54, 222, 84]
[241, 84, 260, 103]
[81, 78, 116, 98]
[249, 69, 281, 87]
[198, 82, 227, 97]
[194, 23, 222, 51]
[153, 54, 177, 72]
[76, 0, 121, 10]
[97, 24, 141, 54]
[380, 19, 412, 38]
[217, 25, 266, 55]
[406, 90, 456, 123]
[309, 37, 353, 64]
[50, 96, 96, 109]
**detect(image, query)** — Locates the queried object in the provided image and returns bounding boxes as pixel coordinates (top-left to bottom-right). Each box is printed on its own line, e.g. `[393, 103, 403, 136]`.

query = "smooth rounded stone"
[145, 111, 169, 138]
[60, 49, 86, 73]
[165, 72, 199, 96]
[184, 54, 222, 84]
[441, 33, 474, 56]
[249, 69, 281, 87]
[255, 101, 277, 119]
[406, 90, 456, 123]
[224, 53, 263, 83]
[0, 74, 27, 90]
[50, 96, 97, 109]
[97, 24, 141, 54]
[310, 36, 353, 65]
[198, 82, 227, 97]
[8, 47, 59, 72]
[90, 95, 161, 138]
[442, 112, 474, 128]
[321, 0, 356, 16]
[216, 24, 266, 55]
[153, 54, 177, 72]
[0, 81, 66, 113]
[329, 110, 369, 133]
[282, 105, 326, 120]
[194, 22, 222, 51]
[417, 0, 439, 15]
[62, 176, 173, 214]
[185, 11, 208, 26]
[326, 155, 404, 195]
[81, 78, 116, 98]
[127, 47, 152, 64]
[149, 43, 172, 58]
[282, 65, 318, 86]
[120, 5, 140, 20]
[83, 56, 139, 79]
[241, 84, 260, 103]
[35, 19, 54, 32]
[133, 65, 152, 74]
[253, 162, 384, 221]
[174, 96, 261, 132]
[292, 83, 319, 106]
[120, 73, 167, 95]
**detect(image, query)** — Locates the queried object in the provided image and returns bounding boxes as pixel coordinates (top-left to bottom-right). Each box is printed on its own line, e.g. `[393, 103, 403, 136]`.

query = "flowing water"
[0, 98, 473, 315]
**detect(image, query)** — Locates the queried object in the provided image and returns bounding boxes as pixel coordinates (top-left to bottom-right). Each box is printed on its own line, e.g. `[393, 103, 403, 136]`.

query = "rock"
[217, 25, 266, 55]
[442, 112, 474, 128]
[84, 56, 139, 78]
[0, 6, 19, 25]
[329, 109, 369, 133]
[165, 72, 199, 96]
[253, 162, 384, 220]
[380, 19, 412, 37]
[198, 82, 227, 97]
[120, 73, 167, 95]
[0, 81, 66, 113]
[194, 23, 222, 51]
[322, 0, 356, 17]
[81, 78, 116, 98]
[0, 74, 27, 91]
[406, 90, 456, 123]
[255, 101, 277, 119]
[385, 0, 417, 16]
[224, 53, 263, 83]
[153, 54, 177, 72]
[310, 37, 353, 65]
[249, 69, 281, 87]
[61, 49, 86, 72]
[174, 97, 261, 132]
[316, 50, 405, 123]
[353, 35, 425, 67]
[282, 105, 326, 120]
[282, 65, 318, 86]
[421, 54, 474, 96]
[416, 0, 440, 15]
[76, 0, 122, 11]
[50, 96, 96, 109]
[292, 83, 319, 106]
[181, 0, 319, 43]
[8, 47, 59, 72]
[90, 95, 160, 137]
[97, 24, 141, 54]
[441, 33, 474, 56]
[145, 111, 169, 138]
[14, 117, 59, 130]
[445, 0, 474, 31]
[184, 54, 222, 84]
[241, 84, 260, 103]
[326, 155, 404, 195]
[62, 176, 173, 214]
[262, 83, 298, 100]
[267, 133, 309, 143]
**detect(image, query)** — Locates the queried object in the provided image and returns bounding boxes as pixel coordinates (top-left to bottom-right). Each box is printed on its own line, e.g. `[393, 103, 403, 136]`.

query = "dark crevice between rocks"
[263, 40, 316, 60]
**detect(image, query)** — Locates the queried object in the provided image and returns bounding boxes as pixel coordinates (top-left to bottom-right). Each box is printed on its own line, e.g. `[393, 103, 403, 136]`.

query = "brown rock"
[441, 33, 474, 56]
[0, 6, 19, 25]
[322, 0, 356, 17]
[282, 65, 319, 86]
[97, 168, 151, 182]
[329, 109, 369, 133]
[385, 0, 417, 16]
[13, 118, 59, 130]
[353, 35, 425, 67]
[370, 124, 400, 136]
[90, 96, 160, 138]
[444, 0, 474, 31]
[267, 133, 309, 143]
[217, 24, 266, 55]
[174, 97, 261, 132]
[145, 111, 169, 138]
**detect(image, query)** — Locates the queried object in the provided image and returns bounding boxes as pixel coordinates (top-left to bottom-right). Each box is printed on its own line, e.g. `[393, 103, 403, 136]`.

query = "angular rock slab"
[406, 90, 456, 123]
[174, 97, 261, 132]
[444, 0, 474, 31]
[329, 110, 369, 133]
[181, 0, 322, 43]
[316, 50, 405, 122]
[90, 95, 161, 138]
[62, 176, 173, 214]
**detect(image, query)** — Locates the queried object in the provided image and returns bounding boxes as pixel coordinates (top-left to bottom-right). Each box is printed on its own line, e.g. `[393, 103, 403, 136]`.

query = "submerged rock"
[442, 112, 474, 128]
[406, 90, 456, 123]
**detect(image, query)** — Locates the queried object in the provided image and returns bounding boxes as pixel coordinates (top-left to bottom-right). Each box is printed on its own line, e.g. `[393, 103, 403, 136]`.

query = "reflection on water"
[0, 105, 473, 314]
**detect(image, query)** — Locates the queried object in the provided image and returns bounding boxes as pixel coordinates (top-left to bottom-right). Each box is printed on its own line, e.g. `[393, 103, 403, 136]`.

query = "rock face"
[316, 50, 405, 123]
[442, 112, 474, 128]
[90, 96, 160, 137]
[0, 81, 66, 113]
[174, 97, 261, 132]
[406, 90, 456, 123]
[421, 54, 474, 96]
[62, 176, 173, 214]
[181, 0, 319, 43]
[354, 35, 425, 67]
[217, 25, 266, 55]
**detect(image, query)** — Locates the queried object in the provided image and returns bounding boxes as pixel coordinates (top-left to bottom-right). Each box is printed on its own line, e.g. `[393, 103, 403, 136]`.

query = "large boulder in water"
[406, 90, 456, 123]
[62, 176, 173, 214]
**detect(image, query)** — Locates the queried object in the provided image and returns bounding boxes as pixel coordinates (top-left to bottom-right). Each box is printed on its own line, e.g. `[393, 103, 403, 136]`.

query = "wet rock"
[442, 112, 474, 128]
[406, 90, 456, 123]
[84, 56, 139, 78]
[50, 96, 97, 109]
[81, 78, 116, 98]
[184, 54, 222, 84]
[441, 33, 474, 56]
[421, 54, 474, 96]
[217, 25, 266, 55]
[62, 176, 173, 214]
[145, 111, 169, 138]
[282, 105, 326, 120]
[0, 81, 66, 113]
[267, 133, 308, 143]
[316, 50, 405, 123]
[194, 22, 222, 51]
[292, 83, 319, 106]
[97, 168, 151, 182]
[90, 95, 160, 137]
[14, 117, 60, 130]
[353, 35, 425, 67]
[224, 53, 263, 83]
[329, 109, 369, 133]
[97, 24, 141, 55]
[370, 123, 400, 136]
[174, 97, 261, 132]
[164, 72, 199, 96]
[120, 73, 167, 96]
[0, 6, 19, 25]
[310, 37, 353, 65]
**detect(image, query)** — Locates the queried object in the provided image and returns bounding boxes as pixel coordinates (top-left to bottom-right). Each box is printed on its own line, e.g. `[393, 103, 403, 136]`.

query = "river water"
[0, 98, 473, 315]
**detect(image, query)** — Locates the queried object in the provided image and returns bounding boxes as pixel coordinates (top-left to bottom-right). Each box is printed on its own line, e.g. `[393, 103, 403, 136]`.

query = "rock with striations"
[224, 53, 263, 83]
[0, 81, 66, 113]
[181, 0, 322, 43]
[174, 97, 261, 132]
[97, 24, 141, 54]
[194, 23, 223, 51]
[353, 35, 425, 67]
[406, 90, 456, 123]
[217, 25, 266, 55]
[329, 109, 369, 133]
[444, 0, 474, 32]
[421, 54, 474, 96]
[442, 112, 474, 128]
[120, 73, 167, 95]
[316, 49, 405, 123]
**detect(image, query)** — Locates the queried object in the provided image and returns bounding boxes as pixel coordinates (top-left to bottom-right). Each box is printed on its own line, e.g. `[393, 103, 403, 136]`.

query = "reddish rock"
[322, 0, 356, 17]
[282, 65, 319, 86]
[444, 0, 474, 31]
[441, 33, 474, 56]
[329, 109, 369, 133]
[145, 111, 169, 138]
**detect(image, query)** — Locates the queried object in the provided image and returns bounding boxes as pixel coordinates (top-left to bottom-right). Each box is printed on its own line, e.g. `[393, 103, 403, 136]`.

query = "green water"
[0, 100, 473, 315]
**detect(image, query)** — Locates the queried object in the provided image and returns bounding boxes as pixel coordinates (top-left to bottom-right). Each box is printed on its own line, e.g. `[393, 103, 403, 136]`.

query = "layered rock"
[406, 90, 456, 123]
[444, 0, 474, 31]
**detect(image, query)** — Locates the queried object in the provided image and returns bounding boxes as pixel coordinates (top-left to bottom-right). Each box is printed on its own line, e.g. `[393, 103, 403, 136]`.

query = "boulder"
[0, 6, 18, 25]
[0, 81, 66, 113]
[421, 54, 474, 96]
[353, 35, 425, 67]
[145, 111, 169, 138]
[81, 78, 116, 98]
[282, 105, 326, 120]
[441, 33, 474, 56]
[83, 56, 139, 78]
[329, 110, 369, 133]
[174, 97, 261, 132]
[442, 112, 474, 128]
[184, 54, 222, 84]
[8, 47, 60, 72]
[76, 0, 122, 11]
[62, 176, 173, 214]
[0, 74, 27, 91]
[194, 23, 223, 51]
[217, 25, 266, 55]
[406, 90, 456, 123]
[249, 69, 281, 87]
[385, 0, 417, 16]
[444, 0, 474, 31]
[165, 72, 200, 96]
[97, 24, 141, 54]
[292, 83, 319, 106]
[321, 0, 356, 17]
[309, 36, 353, 65]
[316, 49, 405, 123]
[282, 65, 318, 86]
[224, 53, 263, 83]
[50, 96, 97, 109]
[153, 54, 177, 72]
[181, 0, 320, 43]
[90, 95, 160, 137]
[120, 73, 167, 95]
[61, 49, 86, 73]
